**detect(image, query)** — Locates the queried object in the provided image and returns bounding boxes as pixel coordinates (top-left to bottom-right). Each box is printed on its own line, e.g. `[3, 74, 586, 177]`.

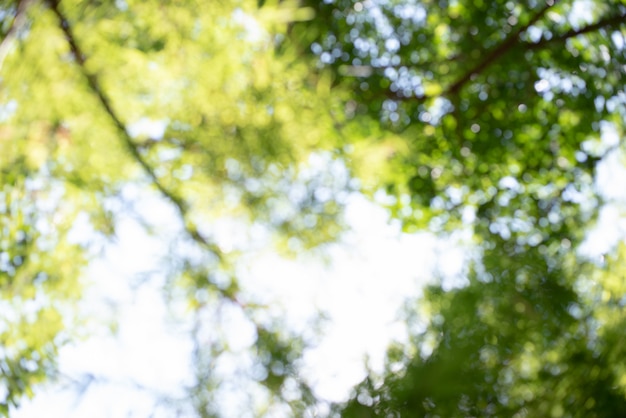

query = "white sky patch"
[581, 144, 626, 259]
[0, 99, 17, 122]
[591, 121, 626, 203]
[580, 204, 626, 258]
[233, 8, 268, 43]
[14, 212, 192, 417]
[127, 117, 168, 140]
[568, 0, 595, 29]
[578, 120, 626, 259]
[240, 194, 442, 403]
[611, 31, 625, 50]
[595, 150, 626, 201]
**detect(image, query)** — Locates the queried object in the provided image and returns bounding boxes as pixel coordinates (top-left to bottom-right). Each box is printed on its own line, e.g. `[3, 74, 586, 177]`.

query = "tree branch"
[0, 0, 33, 70]
[525, 10, 626, 50]
[393, 1, 622, 102]
[445, 0, 557, 96]
[45, 0, 224, 261]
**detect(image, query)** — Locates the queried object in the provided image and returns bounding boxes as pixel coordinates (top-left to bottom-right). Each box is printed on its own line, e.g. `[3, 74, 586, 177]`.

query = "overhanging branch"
[445, 0, 557, 96]
[45, 0, 225, 263]
[0, 0, 32, 69]
[392, 1, 623, 102]
[526, 11, 626, 50]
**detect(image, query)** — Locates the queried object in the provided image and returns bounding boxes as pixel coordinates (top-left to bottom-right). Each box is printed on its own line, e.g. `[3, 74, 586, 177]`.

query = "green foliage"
[0, 0, 348, 413]
[1, 0, 626, 416]
[294, 0, 625, 233]
[337, 246, 626, 417]
[0, 158, 85, 408]
[288, 0, 626, 416]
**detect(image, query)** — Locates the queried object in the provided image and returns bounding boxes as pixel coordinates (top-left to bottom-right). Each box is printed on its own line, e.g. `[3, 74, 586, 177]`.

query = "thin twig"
[45, 0, 224, 260]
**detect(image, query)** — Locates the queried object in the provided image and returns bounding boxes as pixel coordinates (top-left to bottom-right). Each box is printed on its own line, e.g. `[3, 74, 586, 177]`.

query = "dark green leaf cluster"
[294, 0, 625, 235]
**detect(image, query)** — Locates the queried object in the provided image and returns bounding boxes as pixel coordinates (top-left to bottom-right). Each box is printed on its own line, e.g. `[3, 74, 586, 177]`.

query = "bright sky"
[11, 183, 469, 417]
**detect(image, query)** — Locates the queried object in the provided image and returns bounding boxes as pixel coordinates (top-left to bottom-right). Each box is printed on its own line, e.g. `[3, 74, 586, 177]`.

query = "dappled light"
[1, 0, 625, 417]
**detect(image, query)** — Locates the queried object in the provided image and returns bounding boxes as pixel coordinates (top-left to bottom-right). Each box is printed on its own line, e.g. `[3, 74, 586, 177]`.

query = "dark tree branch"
[525, 11, 626, 50]
[0, 0, 33, 68]
[385, 1, 559, 103]
[45, 0, 225, 263]
[391, 1, 622, 103]
[445, 0, 557, 96]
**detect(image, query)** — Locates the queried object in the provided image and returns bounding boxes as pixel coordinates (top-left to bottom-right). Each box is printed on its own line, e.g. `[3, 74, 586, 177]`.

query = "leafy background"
[1, 0, 625, 416]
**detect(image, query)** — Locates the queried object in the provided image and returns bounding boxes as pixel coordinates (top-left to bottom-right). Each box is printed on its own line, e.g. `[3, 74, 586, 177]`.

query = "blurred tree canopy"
[289, 0, 626, 416]
[0, 0, 350, 413]
[0, 0, 625, 416]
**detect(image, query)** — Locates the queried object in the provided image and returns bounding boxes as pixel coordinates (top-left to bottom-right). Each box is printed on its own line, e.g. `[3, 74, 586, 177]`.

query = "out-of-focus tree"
[288, 0, 626, 416]
[0, 0, 349, 414]
[2, 0, 626, 416]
